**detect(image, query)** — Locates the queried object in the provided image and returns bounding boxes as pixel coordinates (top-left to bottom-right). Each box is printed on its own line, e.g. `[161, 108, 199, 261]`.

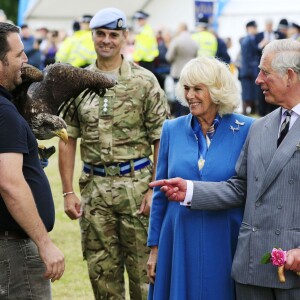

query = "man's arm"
[0, 152, 64, 282]
[191, 178, 246, 210]
[191, 134, 249, 210]
[138, 139, 160, 216]
[149, 135, 249, 209]
[151, 139, 160, 182]
[149, 176, 246, 210]
[58, 137, 82, 220]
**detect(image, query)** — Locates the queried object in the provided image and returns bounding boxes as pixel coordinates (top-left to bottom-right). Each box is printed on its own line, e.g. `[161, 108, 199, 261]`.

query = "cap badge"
[117, 18, 123, 28]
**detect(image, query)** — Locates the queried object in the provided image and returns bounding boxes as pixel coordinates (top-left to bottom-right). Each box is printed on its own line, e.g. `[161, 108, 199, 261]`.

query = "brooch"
[198, 157, 205, 170]
[230, 125, 239, 133]
[230, 119, 245, 133]
[235, 120, 245, 126]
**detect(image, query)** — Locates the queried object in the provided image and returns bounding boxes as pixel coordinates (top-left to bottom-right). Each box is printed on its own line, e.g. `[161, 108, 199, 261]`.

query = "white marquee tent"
[21, 0, 300, 60]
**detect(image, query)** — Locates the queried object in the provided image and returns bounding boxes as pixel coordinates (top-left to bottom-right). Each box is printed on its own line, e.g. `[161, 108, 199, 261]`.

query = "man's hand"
[138, 189, 152, 216]
[147, 246, 158, 284]
[285, 248, 300, 273]
[149, 177, 187, 202]
[64, 193, 82, 220]
[38, 240, 65, 282]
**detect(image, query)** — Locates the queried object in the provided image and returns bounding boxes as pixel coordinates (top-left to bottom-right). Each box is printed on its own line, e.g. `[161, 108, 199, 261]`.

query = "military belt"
[83, 157, 151, 177]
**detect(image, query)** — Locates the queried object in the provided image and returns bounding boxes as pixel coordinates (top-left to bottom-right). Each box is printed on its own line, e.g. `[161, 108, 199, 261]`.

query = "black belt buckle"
[104, 164, 121, 176]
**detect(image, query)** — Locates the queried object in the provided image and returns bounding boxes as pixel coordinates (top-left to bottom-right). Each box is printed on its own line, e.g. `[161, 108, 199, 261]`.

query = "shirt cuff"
[180, 180, 193, 206]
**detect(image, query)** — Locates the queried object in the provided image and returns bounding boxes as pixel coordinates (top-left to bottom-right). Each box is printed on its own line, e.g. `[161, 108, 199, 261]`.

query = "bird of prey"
[11, 62, 117, 142]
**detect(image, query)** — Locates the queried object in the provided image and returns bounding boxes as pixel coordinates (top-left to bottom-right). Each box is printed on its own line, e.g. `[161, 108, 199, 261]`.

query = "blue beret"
[90, 8, 127, 30]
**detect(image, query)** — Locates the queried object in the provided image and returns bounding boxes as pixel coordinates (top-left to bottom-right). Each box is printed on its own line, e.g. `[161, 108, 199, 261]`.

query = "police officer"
[58, 7, 170, 300]
[132, 10, 159, 73]
[192, 15, 218, 58]
[55, 14, 96, 68]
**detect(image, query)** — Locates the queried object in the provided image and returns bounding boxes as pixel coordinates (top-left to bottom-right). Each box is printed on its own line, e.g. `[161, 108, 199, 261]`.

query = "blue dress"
[148, 113, 254, 300]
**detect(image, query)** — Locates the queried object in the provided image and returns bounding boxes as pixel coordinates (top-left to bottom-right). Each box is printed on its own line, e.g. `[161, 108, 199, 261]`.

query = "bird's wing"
[11, 62, 117, 141]
[21, 63, 44, 82]
[26, 62, 117, 118]
[11, 64, 44, 116]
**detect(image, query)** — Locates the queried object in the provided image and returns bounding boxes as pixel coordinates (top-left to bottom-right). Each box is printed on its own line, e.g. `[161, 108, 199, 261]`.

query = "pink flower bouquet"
[261, 247, 300, 283]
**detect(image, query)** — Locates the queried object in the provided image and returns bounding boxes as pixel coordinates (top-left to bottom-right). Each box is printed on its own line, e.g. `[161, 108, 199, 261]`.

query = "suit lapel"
[257, 111, 300, 199]
[259, 109, 280, 171]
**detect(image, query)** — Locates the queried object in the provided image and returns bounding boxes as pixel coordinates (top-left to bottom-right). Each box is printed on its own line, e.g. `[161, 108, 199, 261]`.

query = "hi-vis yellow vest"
[55, 30, 96, 67]
[192, 31, 217, 57]
[133, 24, 159, 62]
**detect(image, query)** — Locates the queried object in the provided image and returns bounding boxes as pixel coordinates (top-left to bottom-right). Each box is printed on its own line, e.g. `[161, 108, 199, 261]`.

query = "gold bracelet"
[62, 191, 75, 197]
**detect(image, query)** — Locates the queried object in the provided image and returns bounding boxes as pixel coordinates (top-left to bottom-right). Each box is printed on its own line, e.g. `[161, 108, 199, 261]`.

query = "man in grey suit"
[149, 39, 300, 300]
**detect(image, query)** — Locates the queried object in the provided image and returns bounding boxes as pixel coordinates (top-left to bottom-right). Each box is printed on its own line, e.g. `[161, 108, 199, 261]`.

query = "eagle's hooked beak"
[55, 128, 68, 144]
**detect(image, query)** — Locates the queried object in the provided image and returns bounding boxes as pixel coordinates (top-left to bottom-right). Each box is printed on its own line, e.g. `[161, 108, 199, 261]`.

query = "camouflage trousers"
[79, 165, 151, 300]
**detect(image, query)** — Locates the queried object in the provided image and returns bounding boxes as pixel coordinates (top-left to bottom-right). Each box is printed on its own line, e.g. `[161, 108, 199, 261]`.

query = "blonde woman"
[147, 57, 254, 300]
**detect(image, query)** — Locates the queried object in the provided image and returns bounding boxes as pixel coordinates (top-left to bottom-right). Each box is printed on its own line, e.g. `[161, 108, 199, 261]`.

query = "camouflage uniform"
[64, 57, 169, 299]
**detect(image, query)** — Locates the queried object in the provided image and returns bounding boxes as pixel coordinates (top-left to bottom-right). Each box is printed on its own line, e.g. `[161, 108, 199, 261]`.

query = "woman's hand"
[147, 246, 158, 284]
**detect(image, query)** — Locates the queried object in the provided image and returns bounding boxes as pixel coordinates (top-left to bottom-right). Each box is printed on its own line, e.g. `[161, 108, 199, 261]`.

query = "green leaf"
[260, 252, 271, 264]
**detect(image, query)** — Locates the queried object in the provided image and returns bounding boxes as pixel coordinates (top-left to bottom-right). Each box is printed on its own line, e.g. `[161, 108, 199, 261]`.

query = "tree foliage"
[0, 0, 19, 24]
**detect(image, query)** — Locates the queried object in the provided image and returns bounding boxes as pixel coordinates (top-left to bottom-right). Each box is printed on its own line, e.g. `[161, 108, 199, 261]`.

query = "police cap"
[278, 18, 289, 29]
[133, 11, 149, 19]
[197, 15, 209, 27]
[291, 22, 300, 31]
[246, 20, 257, 28]
[89, 7, 127, 30]
[80, 14, 93, 23]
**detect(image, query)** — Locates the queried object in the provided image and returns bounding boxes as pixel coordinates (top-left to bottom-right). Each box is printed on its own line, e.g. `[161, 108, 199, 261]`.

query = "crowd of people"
[237, 18, 300, 116]
[5, 7, 300, 119]
[0, 5, 300, 300]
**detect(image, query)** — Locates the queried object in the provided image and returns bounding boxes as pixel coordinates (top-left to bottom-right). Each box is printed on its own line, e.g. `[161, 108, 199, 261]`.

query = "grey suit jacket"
[192, 107, 300, 289]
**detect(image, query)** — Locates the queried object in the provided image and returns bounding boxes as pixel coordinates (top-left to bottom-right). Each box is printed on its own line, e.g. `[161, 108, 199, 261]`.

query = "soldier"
[58, 7, 170, 300]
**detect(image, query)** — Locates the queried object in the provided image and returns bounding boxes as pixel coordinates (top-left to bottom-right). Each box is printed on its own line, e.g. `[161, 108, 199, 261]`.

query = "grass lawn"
[41, 138, 136, 299]
[42, 139, 94, 299]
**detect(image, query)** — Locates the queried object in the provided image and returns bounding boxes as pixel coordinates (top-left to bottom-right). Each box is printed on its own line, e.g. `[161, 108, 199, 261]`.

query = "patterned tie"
[207, 118, 220, 142]
[277, 110, 292, 147]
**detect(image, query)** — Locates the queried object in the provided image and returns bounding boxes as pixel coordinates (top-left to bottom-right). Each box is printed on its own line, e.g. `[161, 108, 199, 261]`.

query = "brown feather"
[11, 63, 117, 140]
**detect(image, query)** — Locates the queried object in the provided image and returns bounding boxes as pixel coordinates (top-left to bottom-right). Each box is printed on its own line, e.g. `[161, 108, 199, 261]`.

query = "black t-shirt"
[0, 86, 55, 233]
